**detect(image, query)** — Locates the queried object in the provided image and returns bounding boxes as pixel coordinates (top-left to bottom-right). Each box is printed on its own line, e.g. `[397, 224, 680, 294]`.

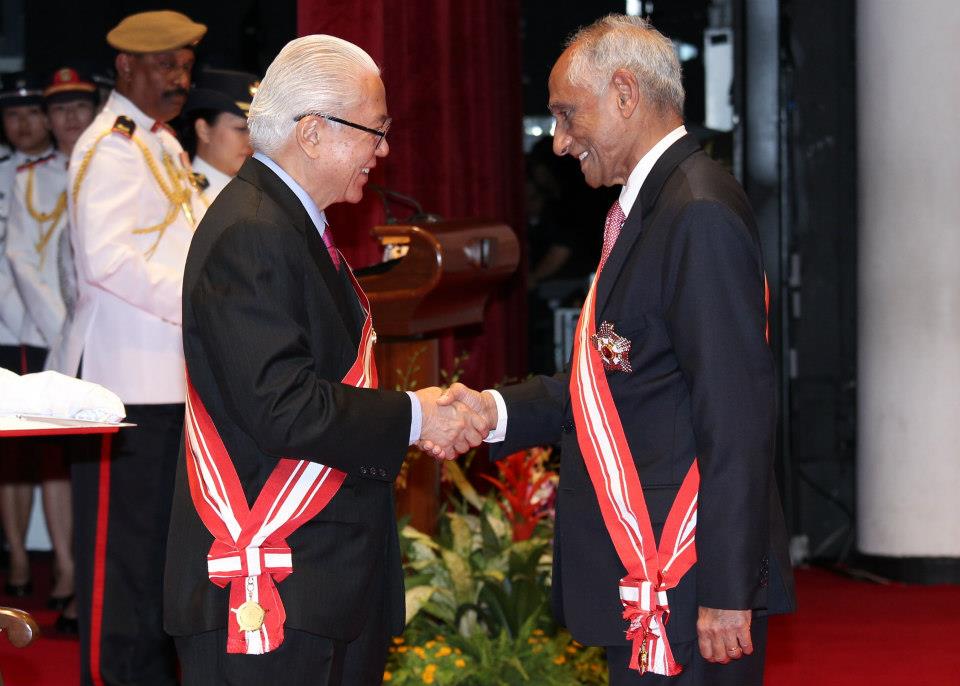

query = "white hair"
[247, 34, 380, 155]
[566, 14, 684, 116]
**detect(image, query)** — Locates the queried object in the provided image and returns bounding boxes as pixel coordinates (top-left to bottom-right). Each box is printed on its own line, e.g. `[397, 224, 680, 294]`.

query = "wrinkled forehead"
[355, 71, 389, 120]
[548, 47, 576, 89]
[547, 49, 589, 113]
[134, 48, 195, 67]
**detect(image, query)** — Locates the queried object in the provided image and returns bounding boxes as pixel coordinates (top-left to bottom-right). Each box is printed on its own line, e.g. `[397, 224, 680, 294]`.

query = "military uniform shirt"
[64, 91, 205, 403]
[6, 150, 70, 349]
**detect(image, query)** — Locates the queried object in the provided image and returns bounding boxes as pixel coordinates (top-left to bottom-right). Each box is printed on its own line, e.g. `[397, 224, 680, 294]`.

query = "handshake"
[414, 383, 499, 460]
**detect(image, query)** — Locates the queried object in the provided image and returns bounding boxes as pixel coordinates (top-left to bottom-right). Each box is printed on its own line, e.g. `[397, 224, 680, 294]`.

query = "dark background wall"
[22, 0, 294, 79]
[6, 0, 859, 564]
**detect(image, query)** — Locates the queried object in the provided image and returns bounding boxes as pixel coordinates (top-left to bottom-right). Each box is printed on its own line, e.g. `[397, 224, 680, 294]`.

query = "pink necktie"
[599, 200, 626, 270]
[321, 228, 341, 271]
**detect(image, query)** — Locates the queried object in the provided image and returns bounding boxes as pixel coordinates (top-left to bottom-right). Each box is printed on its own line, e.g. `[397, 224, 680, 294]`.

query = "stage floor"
[1, 561, 957, 685]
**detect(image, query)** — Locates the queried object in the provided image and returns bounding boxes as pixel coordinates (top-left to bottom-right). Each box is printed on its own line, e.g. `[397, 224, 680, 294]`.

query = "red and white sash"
[569, 270, 699, 676]
[571, 255, 770, 675]
[184, 265, 378, 655]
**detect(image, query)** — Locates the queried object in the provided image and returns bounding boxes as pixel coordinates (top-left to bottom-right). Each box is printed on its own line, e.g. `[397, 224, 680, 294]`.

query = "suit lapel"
[237, 158, 363, 348]
[304, 224, 363, 348]
[595, 134, 702, 320]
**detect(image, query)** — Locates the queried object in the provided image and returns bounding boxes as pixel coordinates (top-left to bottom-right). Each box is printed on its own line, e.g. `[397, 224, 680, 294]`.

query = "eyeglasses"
[294, 111, 391, 150]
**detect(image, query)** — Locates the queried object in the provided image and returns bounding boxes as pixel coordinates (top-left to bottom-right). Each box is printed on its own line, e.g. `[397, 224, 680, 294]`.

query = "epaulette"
[112, 116, 136, 139]
[16, 152, 57, 173]
[192, 172, 210, 191]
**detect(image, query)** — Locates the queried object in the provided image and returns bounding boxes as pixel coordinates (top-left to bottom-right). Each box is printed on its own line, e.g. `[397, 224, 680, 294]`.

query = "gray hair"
[247, 34, 380, 155]
[565, 15, 684, 116]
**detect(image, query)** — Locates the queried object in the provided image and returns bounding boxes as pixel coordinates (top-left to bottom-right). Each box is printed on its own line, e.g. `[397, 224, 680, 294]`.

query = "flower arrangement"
[386, 451, 608, 685]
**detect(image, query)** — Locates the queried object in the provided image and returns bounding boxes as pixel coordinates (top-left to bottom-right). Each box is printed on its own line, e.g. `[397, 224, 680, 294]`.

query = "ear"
[294, 116, 323, 159]
[195, 118, 212, 145]
[115, 53, 132, 79]
[610, 68, 641, 118]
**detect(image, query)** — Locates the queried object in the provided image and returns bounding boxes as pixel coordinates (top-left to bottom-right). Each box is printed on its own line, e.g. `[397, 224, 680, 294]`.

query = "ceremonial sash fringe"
[569, 270, 699, 677]
[184, 262, 378, 655]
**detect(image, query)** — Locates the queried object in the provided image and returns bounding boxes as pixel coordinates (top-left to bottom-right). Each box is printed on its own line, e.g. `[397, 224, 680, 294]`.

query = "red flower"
[480, 448, 557, 541]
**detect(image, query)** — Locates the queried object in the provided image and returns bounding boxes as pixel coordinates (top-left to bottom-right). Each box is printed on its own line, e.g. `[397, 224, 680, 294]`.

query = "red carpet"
[0, 564, 957, 685]
[764, 567, 960, 685]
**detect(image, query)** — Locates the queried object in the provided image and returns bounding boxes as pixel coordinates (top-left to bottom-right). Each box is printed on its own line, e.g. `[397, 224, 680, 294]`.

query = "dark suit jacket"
[163, 157, 410, 641]
[492, 134, 795, 648]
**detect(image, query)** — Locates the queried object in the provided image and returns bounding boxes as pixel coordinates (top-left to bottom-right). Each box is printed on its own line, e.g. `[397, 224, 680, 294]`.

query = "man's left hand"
[696, 607, 753, 663]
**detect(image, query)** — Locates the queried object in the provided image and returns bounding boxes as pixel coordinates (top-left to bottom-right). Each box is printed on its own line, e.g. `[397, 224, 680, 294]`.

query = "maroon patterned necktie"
[321, 227, 341, 271]
[599, 200, 626, 271]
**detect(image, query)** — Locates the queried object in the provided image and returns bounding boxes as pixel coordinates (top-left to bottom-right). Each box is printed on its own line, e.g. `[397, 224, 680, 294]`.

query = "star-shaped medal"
[591, 321, 633, 373]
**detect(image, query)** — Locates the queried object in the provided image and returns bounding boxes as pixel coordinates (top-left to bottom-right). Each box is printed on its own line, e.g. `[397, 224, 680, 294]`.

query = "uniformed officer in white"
[0, 73, 53, 375]
[8, 69, 98, 366]
[65, 11, 207, 686]
[179, 67, 257, 203]
[0, 73, 57, 612]
[3, 67, 98, 634]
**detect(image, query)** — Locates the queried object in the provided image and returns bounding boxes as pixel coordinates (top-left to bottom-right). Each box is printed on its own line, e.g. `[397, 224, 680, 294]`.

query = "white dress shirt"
[252, 152, 423, 443]
[485, 126, 688, 442]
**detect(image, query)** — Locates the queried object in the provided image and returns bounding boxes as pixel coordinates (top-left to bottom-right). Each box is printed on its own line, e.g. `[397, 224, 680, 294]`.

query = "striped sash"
[569, 271, 699, 676]
[184, 264, 377, 654]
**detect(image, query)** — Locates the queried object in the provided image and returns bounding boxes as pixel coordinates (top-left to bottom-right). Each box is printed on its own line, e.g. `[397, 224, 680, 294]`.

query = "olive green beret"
[107, 10, 207, 53]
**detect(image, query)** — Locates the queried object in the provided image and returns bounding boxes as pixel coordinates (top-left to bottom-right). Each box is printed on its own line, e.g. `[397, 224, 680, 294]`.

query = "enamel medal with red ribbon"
[591, 321, 633, 373]
[184, 258, 378, 655]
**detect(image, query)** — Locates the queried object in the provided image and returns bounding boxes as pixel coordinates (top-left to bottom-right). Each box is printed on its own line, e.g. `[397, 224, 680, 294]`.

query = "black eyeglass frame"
[293, 111, 391, 149]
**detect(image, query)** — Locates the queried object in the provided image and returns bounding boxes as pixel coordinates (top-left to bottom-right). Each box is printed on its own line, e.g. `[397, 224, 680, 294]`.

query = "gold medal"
[235, 600, 266, 632]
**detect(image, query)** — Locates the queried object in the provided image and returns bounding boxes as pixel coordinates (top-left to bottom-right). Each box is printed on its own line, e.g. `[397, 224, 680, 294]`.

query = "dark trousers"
[176, 569, 391, 686]
[607, 616, 768, 686]
[73, 404, 183, 686]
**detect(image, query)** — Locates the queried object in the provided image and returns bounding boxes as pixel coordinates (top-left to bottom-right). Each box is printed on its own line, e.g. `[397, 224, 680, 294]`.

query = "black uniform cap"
[185, 68, 260, 119]
[0, 72, 46, 108]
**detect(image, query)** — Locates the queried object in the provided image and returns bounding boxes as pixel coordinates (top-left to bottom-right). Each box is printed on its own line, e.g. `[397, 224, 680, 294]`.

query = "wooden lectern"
[358, 219, 519, 533]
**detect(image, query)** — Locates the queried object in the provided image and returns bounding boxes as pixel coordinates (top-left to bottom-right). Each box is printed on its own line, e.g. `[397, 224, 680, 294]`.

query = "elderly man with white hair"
[163, 35, 488, 685]
[437, 14, 795, 685]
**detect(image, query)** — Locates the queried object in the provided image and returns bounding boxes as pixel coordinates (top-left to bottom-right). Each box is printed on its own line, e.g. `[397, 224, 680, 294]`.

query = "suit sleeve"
[489, 373, 568, 460]
[189, 219, 411, 479]
[663, 200, 776, 610]
[69, 134, 184, 325]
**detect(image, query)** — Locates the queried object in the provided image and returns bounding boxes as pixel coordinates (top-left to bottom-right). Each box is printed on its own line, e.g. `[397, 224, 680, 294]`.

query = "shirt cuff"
[483, 389, 507, 443]
[406, 391, 422, 445]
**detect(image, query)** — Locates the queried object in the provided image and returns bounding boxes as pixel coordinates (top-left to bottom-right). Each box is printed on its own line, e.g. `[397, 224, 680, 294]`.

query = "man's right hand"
[415, 386, 490, 460]
[437, 382, 499, 428]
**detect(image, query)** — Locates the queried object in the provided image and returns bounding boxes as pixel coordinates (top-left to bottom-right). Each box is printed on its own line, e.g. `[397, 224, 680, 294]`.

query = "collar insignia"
[591, 321, 633, 373]
[191, 172, 210, 191]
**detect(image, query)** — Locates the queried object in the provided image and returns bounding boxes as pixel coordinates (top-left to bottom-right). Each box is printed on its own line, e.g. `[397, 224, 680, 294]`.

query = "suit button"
[378, 468, 387, 478]
[561, 421, 574, 433]
[360, 466, 368, 476]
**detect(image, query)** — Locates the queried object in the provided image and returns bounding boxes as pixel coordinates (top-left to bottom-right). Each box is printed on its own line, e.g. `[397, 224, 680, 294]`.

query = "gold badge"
[235, 600, 266, 632]
[591, 321, 633, 373]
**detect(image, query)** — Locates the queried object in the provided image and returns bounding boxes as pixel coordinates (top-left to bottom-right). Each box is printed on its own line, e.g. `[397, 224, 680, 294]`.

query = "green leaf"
[404, 585, 436, 625]
[440, 548, 474, 603]
[449, 513, 474, 558]
[444, 460, 485, 511]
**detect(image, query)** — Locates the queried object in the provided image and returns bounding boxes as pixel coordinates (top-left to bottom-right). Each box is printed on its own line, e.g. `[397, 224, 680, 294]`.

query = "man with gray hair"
[436, 14, 794, 685]
[163, 34, 488, 685]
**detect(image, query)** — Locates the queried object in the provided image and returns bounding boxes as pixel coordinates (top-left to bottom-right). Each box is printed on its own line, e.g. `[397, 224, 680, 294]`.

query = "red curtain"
[297, 0, 527, 388]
